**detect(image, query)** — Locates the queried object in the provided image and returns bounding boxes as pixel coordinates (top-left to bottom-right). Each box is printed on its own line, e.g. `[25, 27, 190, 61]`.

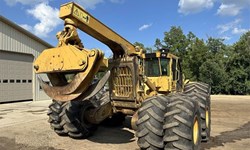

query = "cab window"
[144, 58, 160, 77]
[160, 58, 170, 76]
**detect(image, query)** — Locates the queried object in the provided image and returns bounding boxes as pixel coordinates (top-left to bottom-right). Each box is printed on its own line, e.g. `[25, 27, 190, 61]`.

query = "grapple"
[34, 37, 108, 101]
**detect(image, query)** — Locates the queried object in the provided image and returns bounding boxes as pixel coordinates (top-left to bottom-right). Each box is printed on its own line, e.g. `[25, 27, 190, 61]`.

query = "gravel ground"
[0, 95, 250, 150]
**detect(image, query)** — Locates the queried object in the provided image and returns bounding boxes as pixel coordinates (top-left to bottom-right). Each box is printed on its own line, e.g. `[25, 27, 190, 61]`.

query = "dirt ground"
[0, 95, 250, 150]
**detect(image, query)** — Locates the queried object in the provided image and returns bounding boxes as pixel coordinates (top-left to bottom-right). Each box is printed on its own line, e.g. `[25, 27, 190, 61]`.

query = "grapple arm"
[33, 2, 141, 102]
[59, 2, 139, 57]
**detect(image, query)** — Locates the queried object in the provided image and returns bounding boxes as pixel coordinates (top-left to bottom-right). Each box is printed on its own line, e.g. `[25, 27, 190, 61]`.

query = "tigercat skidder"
[34, 2, 211, 150]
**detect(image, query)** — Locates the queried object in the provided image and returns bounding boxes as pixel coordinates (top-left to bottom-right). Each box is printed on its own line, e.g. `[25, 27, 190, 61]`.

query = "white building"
[0, 15, 52, 102]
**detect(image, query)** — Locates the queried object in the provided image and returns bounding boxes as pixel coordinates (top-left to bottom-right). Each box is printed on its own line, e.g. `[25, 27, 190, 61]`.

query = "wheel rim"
[193, 116, 199, 145]
[206, 107, 209, 128]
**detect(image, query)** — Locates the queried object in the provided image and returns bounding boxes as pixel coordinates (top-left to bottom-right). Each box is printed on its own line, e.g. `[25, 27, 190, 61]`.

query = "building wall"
[0, 16, 52, 101]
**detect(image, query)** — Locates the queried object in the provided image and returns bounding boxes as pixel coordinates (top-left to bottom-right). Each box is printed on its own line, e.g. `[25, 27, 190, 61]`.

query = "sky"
[0, 0, 250, 56]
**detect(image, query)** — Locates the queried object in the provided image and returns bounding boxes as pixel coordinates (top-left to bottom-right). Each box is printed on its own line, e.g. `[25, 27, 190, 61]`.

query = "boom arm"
[59, 2, 138, 57]
[33, 2, 141, 102]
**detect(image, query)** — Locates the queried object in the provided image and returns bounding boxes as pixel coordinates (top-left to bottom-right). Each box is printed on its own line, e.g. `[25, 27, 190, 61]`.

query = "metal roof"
[0, 15, 54, 48]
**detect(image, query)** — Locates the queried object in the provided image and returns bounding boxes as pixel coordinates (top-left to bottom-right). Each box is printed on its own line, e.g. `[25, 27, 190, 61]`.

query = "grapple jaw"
[34, 45, 108, 101]
[38, 70, 110, 102]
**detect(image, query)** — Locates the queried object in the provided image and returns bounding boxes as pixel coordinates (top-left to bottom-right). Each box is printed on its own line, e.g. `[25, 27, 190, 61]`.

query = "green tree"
[199, 60, 228, 94]
[186, 32, 196, 43]
[185, 38, 209, 80]
[225, 31, 250, 94]
[197, 37, 229, 94]
[134, 42, 154, 53]
[163, 26, 188, 58]
[207, 37, 226, 54]
[134, 42, 145, 50]
[154, 38, 163, 50]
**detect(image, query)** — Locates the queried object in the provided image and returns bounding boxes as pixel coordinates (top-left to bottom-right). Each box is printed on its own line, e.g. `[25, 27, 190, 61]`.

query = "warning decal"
[73, 6, 90, 24]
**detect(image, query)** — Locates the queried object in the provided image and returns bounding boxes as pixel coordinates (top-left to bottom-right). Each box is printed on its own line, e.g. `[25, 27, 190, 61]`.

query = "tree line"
[135, 26, 250, 95]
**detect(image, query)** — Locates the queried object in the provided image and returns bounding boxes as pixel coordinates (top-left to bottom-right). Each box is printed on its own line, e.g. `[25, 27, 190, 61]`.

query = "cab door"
[171, 58, 183, 92]
[171, 58, 177, 92]
[176, 60, 183, 91]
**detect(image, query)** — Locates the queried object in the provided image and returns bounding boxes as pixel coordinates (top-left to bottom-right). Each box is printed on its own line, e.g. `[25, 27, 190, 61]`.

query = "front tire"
[136, 95, 167, 150]
[63, 100, 97, 139]
[164, 93, 201, 150]
[47, 100, 97, 139]
[47, 100, 67, 136]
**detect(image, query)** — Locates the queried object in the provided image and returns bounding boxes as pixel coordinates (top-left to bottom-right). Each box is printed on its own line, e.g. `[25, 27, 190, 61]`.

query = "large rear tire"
[163, 93, 201, 150]
[136, 95, 167, 150]
[184, 82, 211, 142]
[47, 100, 97, 139]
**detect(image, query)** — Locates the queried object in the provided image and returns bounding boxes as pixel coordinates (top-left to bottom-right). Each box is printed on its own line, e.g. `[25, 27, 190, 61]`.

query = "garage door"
[0, 50, 33, 102]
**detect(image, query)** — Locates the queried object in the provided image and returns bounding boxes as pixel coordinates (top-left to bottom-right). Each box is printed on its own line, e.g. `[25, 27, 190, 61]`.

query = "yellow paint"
[60, 2, 90, 24]
[34, 45, 95, 73]
[72, 5, 90, 24]
[59, 3, 73, 18]
[184, 79, 190, 85]
[147, 76, 171, 92]
[206, 108, 209, 128]
[193, 116, 199, 145]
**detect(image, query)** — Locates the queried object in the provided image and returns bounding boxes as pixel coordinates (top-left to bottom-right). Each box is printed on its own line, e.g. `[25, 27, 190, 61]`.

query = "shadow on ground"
[0, 137, 62, 150]
[201, 121, 250, 149]
[87, 125, 135, 144]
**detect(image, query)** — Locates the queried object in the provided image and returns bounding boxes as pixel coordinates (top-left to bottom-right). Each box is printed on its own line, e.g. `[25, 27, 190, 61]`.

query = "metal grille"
[113, 67, 133, 97]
